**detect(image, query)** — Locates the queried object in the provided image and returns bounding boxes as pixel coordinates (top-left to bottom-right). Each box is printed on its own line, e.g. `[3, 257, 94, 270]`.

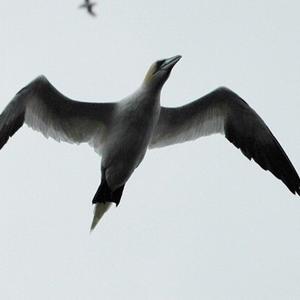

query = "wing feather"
[150, 87, 300, 195]
[0, 76, 115, 154]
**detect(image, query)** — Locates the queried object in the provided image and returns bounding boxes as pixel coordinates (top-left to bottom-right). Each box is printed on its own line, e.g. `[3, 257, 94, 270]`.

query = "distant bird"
[79, 0, 97, 17]
[0, 55, 299, 231]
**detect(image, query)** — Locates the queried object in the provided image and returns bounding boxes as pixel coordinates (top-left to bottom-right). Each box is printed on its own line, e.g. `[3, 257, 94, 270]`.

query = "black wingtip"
[0, 112, 25, 150]
[296, 185, 300, 196]
[283, 175, 300, 197]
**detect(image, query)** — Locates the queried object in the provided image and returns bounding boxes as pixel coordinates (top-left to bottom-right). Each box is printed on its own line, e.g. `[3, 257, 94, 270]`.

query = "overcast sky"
[0, 1, 300, 299]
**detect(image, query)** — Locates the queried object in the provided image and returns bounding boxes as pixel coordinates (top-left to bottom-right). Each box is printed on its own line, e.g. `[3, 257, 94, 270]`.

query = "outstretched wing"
[150, 87, 300, 195]
[0, 75, 115, 154]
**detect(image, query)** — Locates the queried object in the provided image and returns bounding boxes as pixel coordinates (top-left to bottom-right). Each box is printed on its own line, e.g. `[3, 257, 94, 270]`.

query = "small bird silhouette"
[79, 0, 97, 17]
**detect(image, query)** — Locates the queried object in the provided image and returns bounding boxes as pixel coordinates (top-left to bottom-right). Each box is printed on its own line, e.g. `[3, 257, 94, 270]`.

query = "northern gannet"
[0, 55, 299, 230]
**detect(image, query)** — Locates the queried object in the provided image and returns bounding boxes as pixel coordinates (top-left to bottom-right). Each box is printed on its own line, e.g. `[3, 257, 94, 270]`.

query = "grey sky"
[0, 1, 300, 299]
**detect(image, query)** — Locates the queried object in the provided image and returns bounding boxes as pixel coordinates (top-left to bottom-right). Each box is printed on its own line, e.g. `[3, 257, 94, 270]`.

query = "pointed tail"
[90, 173, 125, 231]
[90, 202, 112, 232]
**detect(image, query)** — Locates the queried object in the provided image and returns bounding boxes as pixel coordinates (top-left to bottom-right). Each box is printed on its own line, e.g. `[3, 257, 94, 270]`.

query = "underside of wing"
[150, 87, 300, 195]
[224, 98, 300, 195]
[0, 76, 116, 154]
[150, 88, 227, 148]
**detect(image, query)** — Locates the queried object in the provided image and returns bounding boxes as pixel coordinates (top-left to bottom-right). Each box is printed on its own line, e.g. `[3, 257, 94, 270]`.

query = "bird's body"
[0, 56, 299, 231]
[88, 90, 161, 230]
[101, 89, 160, 191]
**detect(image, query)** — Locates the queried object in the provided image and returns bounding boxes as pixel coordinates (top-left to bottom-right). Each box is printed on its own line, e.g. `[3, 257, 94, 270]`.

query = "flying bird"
[79, 0, 97, 17]
[0, 56, 299, 231]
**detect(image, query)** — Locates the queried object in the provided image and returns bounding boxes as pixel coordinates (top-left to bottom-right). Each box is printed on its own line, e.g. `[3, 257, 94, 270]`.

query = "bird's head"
[143, 55, 182, 90]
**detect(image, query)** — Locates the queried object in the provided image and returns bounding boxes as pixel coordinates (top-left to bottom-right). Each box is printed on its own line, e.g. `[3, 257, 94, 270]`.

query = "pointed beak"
[160, 55, 182, 71]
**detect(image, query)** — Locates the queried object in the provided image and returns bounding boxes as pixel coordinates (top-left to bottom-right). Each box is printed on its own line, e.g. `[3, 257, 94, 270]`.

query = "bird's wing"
[150, 87, 300, 195]
[0, 76, 115, 155]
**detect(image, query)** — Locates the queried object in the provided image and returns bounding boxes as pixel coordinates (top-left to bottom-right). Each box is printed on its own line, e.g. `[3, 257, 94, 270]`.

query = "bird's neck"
[137, 84, 162, 105]
[141, 78, 164, 95]
[121, 85, 161, 111]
